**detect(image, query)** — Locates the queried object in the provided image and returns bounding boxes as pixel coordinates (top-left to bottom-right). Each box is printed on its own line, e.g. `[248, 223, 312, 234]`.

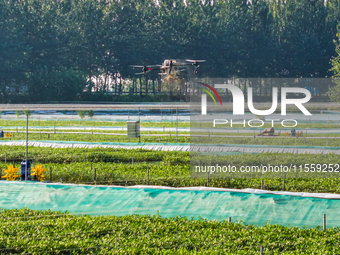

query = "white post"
[176, 108, 178, 143]
[25, 114, 28, 181]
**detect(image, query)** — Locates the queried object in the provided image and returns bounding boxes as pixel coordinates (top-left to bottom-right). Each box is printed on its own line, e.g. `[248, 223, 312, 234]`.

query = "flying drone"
[130, 59, 206, 76]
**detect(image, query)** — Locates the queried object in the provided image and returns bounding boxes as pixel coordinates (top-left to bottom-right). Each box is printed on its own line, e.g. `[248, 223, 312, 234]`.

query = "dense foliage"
[1, 147, 340, 193]
[329, 24, 340, 102]
[1, 0, 340, 102]
[0, 208, 339, 254]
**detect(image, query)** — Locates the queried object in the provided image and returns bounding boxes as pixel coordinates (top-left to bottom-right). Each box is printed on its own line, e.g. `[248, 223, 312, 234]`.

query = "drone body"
[130, 59, 206, 76]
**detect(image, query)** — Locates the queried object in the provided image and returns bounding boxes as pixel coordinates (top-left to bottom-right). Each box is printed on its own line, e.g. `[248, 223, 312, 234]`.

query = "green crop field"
[1, 146, 340, 193]
[1, 118, 340, 129]
[0, 208, 338, 254]
[0, 116, 339, 254]
[2, 129, 340, 147]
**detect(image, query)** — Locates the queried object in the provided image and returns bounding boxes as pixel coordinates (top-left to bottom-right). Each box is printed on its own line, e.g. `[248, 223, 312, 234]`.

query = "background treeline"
[1, 0, 340, 102]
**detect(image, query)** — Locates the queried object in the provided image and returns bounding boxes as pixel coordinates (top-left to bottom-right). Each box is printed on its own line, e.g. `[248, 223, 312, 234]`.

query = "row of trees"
[1, 0, 340, 102]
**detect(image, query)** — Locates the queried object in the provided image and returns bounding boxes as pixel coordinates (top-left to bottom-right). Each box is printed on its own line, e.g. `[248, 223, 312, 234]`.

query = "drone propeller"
[129, 65, 145, 68]
[129, 64, 160, 68]
[135, 70, 152, 75]
[185, 59, 206, 67]
[185, 59, 206, 63]
[130, 64, 161, 75]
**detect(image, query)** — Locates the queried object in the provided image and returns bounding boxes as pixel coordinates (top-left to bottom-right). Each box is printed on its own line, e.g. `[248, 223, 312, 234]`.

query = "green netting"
[0, 182, 339, 229]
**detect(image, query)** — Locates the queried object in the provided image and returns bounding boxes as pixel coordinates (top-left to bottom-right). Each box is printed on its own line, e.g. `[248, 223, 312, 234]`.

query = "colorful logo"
[199, 82, 312, 116]
[197, 82, 222, 106]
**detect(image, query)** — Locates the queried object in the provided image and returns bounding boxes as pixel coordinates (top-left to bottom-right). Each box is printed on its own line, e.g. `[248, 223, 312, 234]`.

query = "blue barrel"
[291, 129, 296, 137]
[0, 130, 3, 138]
[21, 159, 31, 180]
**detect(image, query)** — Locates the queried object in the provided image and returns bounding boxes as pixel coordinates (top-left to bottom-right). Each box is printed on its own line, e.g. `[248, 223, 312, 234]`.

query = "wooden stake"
[261, 180, 264, 190]
[50, 167, 52, 182]
[147, 169, 150, 184]
[207, 171, 209, 187]
[228, 217, 231, 223]
[94, 168, 97, 182]
[5, 153, 6, 164]
[283, 171, 286, 191]
[260, 246, 263, 255]
[323, 214, 326, 232]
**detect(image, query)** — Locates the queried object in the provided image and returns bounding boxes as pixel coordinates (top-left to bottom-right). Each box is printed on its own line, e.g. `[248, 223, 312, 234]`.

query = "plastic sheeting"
[190, 144, 340, 155]
[0, 140, 339, 154]
[0, 140, 190, 151]
[0, 182, 339, 228]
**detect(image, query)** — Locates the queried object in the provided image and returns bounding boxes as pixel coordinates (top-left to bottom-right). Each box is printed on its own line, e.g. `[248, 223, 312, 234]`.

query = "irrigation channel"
[0, 104, 340, 229]
[0, 182, 339, 229]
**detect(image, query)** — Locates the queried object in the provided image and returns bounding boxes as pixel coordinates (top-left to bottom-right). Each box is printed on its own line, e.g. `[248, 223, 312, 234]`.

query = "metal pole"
[176, 108, 178, 143]
[138, 107, 140, 122]
[138, 107, 141, 143]
[25, 114, 28, 181]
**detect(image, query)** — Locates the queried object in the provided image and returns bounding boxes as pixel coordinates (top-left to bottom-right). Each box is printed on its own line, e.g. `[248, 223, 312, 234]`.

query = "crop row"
[0, 119, 190, 128]
[5, 128, 340, 139]
[3, 132, 340, 147]
[0, 208, 338, 254]
[2, 165, 340, 193]
[1, 146, 340, 192]
[1, 118, 340, 129]
[2, 146, 339, 168]
[3, 132, 190, 143]
[0, 146, 190, 164]
[6, 127, 340, 140]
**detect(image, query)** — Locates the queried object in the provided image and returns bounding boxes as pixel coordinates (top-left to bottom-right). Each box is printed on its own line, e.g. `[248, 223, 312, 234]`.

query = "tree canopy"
[1, 0, 340, 102]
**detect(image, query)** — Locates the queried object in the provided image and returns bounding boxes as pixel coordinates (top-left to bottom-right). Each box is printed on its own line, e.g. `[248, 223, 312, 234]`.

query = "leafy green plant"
[23, 110, 32, 117]
[77, 110, 85, 119]
[88, 109, 94, 118]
